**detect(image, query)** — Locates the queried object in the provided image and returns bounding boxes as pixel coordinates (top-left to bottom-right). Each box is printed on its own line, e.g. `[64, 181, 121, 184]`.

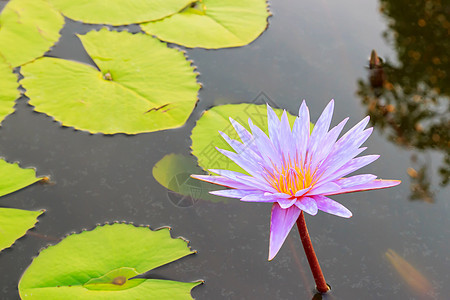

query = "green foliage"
[21, 29, 200, 134]
[0, 159, 42, 198]
[153, 153, 227, 203]
[0, 58, 19, 125]
[48, 0, 195, 25]
[0, 0, 64, 67]
[19, 223, 201, 299]
[190, 104, 297, 174]
[0, 208, 44, 251]
[142, 0, 270, 48]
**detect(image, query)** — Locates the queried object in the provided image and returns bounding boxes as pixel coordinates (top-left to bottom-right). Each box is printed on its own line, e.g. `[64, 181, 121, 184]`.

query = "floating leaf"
[141, 0, 270, 49]
[21, 29, 200, 134]
[153, 153, 226, 205]
[0, 58, 19, 125]
[19, 223, 201, 299]
[0, 159, 42, 198]
[0, 208, 44, 251]
[191, 104, 297, 173]
[0, 0, 64, 67]
[47, 0, 195, 26]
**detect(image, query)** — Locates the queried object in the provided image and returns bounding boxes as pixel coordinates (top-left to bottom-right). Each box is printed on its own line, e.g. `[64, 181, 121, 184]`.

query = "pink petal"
[267, 104, 281, 151]
[269, 203, 302, 260]
[294, 196, 318, 215]
[313, 195, 352, 218]
[324, 179, 401, 195]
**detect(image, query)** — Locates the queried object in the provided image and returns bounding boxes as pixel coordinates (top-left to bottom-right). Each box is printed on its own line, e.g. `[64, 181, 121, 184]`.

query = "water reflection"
[356, 0, 450, 202]
[385, 249, 436, 299]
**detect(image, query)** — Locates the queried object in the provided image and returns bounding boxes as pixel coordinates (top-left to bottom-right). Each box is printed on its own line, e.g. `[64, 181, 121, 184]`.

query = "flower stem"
[296, 211, 329, 293]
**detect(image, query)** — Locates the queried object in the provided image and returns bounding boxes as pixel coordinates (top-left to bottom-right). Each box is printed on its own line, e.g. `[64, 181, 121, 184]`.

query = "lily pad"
[0, 58, 19, 125]
[19, 223, 202, 299]
[0, 0, 64, 67]
[0, 159, 42, 198]
[21, 29, 200, 134]
[190, 103, 297, 173]
[47, 0, 195, 26]
[141, 0, 270, 49]
[153, 153, 227, 204]
[0, 208, 44, 251]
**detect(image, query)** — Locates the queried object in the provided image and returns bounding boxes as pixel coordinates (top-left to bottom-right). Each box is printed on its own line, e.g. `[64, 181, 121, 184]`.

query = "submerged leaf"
[0, 208, 44, 251]
[0, 58, 19, 125]
[19, 223, 201, 299]
[47, 0, 195, 25]
[141, 0, 270, 49]
[190, 104, 297, 173]
[0, 0, 64, 67]
[21, 29, 200, 134]
[152, 153, 227, 204]
[0, 159, 42, 198]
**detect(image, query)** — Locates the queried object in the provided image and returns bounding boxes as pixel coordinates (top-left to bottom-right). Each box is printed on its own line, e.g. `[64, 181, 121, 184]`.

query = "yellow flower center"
[265, 158, 317, 196]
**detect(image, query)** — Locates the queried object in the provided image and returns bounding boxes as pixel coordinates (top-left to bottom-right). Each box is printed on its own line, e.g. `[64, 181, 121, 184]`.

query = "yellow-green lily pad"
[0, 0, 64, 67]
[0, 208, 44, 251]
[47, 0, 195, 25]
[0, 159, 42, 198]
[0, 58, 19, 125]
[141, 0, 270, 49]
[20, 29, 200, 134]
[19, 223, 202, 299]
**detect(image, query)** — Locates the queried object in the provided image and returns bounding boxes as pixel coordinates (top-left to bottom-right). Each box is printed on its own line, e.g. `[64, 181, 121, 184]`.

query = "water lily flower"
[192, 100, 400, 260]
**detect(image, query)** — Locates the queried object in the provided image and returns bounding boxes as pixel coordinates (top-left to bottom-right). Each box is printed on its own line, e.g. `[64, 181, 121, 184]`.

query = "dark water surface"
[0, 0, 449, 299]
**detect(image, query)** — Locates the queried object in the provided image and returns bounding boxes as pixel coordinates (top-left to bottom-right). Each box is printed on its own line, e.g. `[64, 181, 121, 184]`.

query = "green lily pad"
[0, 58, 19, 125]
[47, 0, 195, 25]
[141, 0, 270, 49]
[21, 29, 200, 134]
[0, 0, 64, 67]
[0, 208, 44, 251]
[0, 159, 42, 198]
[153, 153, 227, 204]
[190, 103, 298, 173]
[19, 223, 202, 299]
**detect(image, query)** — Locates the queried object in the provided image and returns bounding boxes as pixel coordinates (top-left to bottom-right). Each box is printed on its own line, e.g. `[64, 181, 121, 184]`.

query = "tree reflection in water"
[356, 0, 450, 202]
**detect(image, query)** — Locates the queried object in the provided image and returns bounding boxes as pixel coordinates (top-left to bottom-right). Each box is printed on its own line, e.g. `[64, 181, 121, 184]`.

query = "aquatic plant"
[192, 100, 400, 292]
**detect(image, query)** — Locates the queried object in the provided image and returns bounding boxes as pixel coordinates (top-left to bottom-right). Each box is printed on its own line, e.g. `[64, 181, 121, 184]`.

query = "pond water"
[0, 0, 449, 299]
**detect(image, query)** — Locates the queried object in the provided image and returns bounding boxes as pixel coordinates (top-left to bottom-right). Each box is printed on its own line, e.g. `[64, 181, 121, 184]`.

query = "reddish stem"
[296, 211, 330, 294]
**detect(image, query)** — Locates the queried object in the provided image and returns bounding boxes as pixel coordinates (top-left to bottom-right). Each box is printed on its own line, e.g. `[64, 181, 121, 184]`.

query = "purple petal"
[336, 174, 377, 188]
[308, 100, 334, 161]
[279, 110, 294, 160]
[313, 195, 352, 218]
[215, 148, 262, 177]
[326, 155, 380, 181]
[248, 120, 281, 167]
[210, 189, 261, 199]
[229, 117, 253, 145]
[295, 196, 318, 215]
[241, 192, 290, 202]
[292, 100, 310, 162]
[269, 203, 301, 260]
[324, 179, 401, 195]
[307, 182, 341, 196]
[267, 105, 281, 151]
[191, 175, 254, 190]
[219, 131, 262, 164]
[277, 198, 297, 209]
[310, 117, 348, 170]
